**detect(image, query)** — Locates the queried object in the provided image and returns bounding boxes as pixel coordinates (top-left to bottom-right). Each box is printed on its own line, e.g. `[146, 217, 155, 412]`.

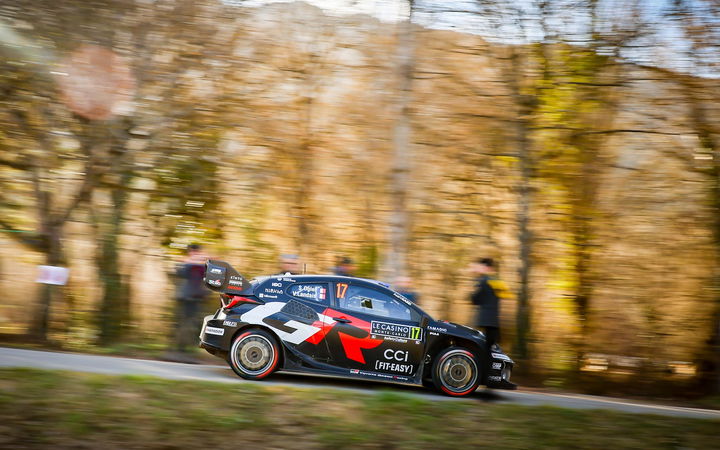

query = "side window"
[288, 283, 328, 304]
[336, 284, 415, 321]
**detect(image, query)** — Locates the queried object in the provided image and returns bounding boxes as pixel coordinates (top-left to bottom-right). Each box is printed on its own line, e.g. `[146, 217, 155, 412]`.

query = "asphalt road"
[1, 346, 719, 420]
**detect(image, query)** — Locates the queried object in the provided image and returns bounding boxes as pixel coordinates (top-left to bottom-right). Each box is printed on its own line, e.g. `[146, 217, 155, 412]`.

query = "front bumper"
[486, 378, 517, 390]
[485, 351, 517, 390]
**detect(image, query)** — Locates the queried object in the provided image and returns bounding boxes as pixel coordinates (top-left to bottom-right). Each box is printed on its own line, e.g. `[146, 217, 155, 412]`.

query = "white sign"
[36, 266, 70, 285]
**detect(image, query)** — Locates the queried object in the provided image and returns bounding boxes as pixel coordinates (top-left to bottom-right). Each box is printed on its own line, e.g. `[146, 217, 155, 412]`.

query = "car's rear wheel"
[431, 347, 481, 397]
[228, 329, 280, 380]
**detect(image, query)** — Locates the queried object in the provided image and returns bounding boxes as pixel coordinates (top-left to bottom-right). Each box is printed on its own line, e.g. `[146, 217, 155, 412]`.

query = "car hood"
[428, 319, 482, 339]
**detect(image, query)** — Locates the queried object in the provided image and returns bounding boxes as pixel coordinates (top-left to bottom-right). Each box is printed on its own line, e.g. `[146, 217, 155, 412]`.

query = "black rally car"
[199, 260, 516, 397]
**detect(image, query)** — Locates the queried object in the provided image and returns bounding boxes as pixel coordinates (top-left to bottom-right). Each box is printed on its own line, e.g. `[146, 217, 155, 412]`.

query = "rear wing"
[204, 260, 253, 296]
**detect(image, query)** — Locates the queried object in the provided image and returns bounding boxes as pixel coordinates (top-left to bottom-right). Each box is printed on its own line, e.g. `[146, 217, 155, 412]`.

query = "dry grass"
[0, 368, 718, 449]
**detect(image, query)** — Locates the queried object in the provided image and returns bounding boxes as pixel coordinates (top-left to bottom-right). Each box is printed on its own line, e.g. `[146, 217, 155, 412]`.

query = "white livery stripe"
[240, 302, 323, 344]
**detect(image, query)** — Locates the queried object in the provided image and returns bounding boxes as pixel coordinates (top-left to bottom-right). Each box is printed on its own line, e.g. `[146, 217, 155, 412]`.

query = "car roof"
[257, 274, 391, 288]
[252, 273, 431, 319]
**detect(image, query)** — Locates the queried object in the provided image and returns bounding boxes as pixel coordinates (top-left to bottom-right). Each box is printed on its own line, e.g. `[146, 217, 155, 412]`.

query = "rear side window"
[288, 283, 328, 304]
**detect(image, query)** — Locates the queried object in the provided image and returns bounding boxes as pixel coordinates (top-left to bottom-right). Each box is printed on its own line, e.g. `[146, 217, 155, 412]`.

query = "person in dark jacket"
[174, 244, 209, 354]
[470, 257, 510, 375]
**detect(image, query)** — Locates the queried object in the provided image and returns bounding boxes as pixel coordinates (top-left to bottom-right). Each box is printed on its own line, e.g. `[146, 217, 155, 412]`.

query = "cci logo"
[384, 349, 409, 362]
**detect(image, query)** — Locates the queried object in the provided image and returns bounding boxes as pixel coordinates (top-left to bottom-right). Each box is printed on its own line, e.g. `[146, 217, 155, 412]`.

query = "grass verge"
[0, 368, 718, 449]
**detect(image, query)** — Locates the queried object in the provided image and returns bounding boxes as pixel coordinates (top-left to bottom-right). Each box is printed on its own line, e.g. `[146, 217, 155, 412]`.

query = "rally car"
[199, 260, 516, 397]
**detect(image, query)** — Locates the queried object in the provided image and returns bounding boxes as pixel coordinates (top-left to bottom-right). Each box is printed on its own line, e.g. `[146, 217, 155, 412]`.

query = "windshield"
[391, 290, 433, 321]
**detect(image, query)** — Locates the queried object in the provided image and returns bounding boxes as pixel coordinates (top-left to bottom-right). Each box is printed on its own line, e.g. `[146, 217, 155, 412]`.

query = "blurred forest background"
[1, 0, 719, 395]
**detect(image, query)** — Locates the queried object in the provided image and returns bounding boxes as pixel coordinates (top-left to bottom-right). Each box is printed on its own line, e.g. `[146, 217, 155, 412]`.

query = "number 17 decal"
[336, 283, 348, 299]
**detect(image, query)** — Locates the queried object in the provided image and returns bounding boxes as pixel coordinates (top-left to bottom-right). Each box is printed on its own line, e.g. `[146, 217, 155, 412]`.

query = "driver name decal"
[370, 321, 423, 341]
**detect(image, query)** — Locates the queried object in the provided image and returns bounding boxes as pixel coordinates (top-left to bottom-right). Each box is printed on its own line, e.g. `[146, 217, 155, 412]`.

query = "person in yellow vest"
[470, 258, 512, 376]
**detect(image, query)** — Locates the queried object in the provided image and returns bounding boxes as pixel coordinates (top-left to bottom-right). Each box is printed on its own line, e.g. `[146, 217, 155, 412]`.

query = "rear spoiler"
[204, 260, 253, 296]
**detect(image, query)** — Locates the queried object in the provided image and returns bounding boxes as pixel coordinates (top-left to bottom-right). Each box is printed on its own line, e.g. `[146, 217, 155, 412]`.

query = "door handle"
[333, 317, 352, 323]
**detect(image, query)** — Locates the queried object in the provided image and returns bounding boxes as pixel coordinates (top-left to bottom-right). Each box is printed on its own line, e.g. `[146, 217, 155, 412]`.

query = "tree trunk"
[384, 0, 415, 282]
[515, 114, 532, 361]
[97, 185, 131, 345]
[681, 78, 720, 394]
[30, 224, 64, 341]
[710, 179, 720, 395]
[507, 46, 534, 363]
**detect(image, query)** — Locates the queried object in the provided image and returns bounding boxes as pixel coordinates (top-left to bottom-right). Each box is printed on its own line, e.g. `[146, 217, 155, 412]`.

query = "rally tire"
[431, 347, 481, 397]
[228, 329, 281, 380]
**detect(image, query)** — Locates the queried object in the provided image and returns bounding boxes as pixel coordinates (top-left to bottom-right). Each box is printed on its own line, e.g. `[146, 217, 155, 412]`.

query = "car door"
[324, 281, 425, 379]
[283, 281, 334, 362]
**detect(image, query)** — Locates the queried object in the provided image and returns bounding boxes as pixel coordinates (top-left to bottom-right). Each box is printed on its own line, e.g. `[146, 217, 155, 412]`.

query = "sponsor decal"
[393, 292, 413, 305]
[228, 279, 243, 286]
[205, 326, 224, 336]
[262, 294, 278, 299]
[207, 279, 222, 287]
[356, 370, 409, 381]
[376, 349, 413, 374]
[350, 369, 360, 374]
[370, 321, 423, 341]
[492, 362, 502, 370]
[375, 360, 412, 374]
[383, 349, 409, 362]
[271, 282, 282, 287]
[223, 320, 237, 327]
[427, 326, 447, 333]
[209, 268, 223, 274]
[258, 293, 264, 298]
[375, 335, 408, 344]
[360, 370, 394, 379]
[227, 285, 244, 291]
[263, 288, 283, 295]
[281, 278, 296, 282]
[488, 375, 502, 382]
[229, 275, 242, 281]
[429, 332, 439, 336]
[491, 352, 512, 361]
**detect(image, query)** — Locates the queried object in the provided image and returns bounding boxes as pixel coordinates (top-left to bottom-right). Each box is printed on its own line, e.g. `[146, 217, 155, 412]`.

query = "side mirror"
[420, 316, 429, 328]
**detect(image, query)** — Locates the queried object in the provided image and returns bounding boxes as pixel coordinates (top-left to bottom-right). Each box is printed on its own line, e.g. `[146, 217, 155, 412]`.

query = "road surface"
[1, 346, 718, 420]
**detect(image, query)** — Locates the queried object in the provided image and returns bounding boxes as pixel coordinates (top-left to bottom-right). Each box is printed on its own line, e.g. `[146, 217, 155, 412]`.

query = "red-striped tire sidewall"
[435, 348, 480, 397]
[230, 330, 279, 379]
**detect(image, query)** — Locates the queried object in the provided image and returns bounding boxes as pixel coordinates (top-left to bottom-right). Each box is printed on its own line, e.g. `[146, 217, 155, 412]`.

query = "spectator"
[469, 257, 511, 375]
[274, 254, 301, 276]
[173, 244, 209, 358]
[394, 276, 419, 304]
[333, 257, 355, 277]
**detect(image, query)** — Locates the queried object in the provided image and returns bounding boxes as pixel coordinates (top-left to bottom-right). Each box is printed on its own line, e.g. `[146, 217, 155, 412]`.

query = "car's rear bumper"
[199, 339, 225, 356]
[199, 314, 230, 356]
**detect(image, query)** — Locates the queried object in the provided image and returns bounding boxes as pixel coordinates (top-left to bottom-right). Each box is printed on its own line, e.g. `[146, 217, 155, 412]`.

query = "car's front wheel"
[431, 347, 481, 397]
[228, 328, 280, 380]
